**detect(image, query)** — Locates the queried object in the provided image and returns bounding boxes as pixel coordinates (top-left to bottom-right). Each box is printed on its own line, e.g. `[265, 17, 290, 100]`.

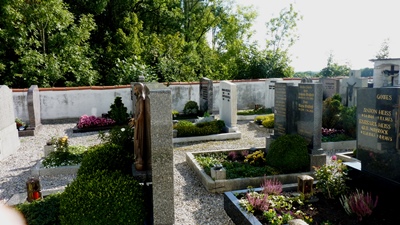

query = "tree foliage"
[319, 52, 350, 77]
[0, 0, 302, 87]
[0, 0, 98, 87]
[375, 38, 390, 59]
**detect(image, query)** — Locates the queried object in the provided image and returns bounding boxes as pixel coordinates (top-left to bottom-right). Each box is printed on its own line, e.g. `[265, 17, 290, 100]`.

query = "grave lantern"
[297, 175, 313, 194]
[26, 177, 42, 202]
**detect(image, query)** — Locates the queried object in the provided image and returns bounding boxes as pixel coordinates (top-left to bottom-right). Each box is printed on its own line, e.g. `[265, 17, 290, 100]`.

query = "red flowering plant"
[77, 115, 116, 129]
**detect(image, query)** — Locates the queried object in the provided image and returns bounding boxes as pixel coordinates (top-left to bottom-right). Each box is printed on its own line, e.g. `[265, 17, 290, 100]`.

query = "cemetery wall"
[10, 78, 309, 123]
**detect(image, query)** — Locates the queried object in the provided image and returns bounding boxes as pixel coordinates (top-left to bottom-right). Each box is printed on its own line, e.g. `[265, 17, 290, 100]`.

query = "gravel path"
[0, 120, 270, 224]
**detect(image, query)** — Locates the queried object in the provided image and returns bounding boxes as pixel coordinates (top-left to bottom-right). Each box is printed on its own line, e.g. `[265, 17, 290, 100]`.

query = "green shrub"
[15, 193, 62, 225]
[322, 94, 343, 129]
[175, 120, 225, 137]
[77, 143, 133, 177]
[60, 170, 144, 225]
[266, 134, 309, 173]
[42, 146, 87, 168]
[108, 96, 130, 125]
[183, 100, 199, 115]
[339, 106, 357, 138]
[98, 125, 134, 150]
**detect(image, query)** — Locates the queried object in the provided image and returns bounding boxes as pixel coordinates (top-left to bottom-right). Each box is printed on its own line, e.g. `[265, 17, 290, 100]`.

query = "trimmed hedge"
[174, 120, 225, 137]
[60, 170, 144, 225]
[266, 134, 310, 173]
[15, 193, 62, 225]
[77, 143, 133, 177]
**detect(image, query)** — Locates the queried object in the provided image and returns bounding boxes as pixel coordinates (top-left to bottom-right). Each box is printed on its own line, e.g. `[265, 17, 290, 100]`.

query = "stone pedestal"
[310, 154, 326, 170]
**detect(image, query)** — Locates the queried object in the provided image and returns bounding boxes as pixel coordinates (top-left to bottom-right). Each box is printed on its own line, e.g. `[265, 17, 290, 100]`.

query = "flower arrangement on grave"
[15, 117, 26, 130]
[77, 115, 116, 129]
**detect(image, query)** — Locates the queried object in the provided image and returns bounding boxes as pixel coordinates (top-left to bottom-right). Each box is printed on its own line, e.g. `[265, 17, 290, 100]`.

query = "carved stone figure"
[133, 83, 151, 171]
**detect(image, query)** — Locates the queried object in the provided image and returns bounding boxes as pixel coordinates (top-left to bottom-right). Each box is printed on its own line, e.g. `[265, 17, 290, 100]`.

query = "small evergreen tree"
[108, 97, 129, 125]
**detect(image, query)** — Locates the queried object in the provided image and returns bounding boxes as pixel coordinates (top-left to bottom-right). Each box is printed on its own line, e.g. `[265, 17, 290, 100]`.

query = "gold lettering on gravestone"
[298, 85, 314, 113]
[359, 96, 394, 142]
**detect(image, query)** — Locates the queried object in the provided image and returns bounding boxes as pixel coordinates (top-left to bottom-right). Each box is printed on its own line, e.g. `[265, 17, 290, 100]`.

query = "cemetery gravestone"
[321, 77, 340, 99]
[19, 85, 42, 136]
[273, 82, 294, 137]
[199, 77, 213, 115]
[268, 82, 326, 168]
[219, 81, 237, 132]
[297, 83, 323, 153]
[131, 82, 174, 225]
[357, 87, 400, 184]
[0, 86, 21, 160]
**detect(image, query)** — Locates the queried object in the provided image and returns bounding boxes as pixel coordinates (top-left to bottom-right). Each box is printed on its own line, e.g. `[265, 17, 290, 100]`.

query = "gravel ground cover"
[0, 120, 270, 224]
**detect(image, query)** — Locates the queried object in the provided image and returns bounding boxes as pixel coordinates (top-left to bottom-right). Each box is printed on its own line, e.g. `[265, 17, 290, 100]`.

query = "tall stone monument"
[0, 86, 21, 160]
[297, 83, 323, 153]
[219, 81, 237, 132]
[199, 77, 213, 115]
[19, 85, 42, 136]
[357, 87, 400, 184]
[131, 82, 174, 225]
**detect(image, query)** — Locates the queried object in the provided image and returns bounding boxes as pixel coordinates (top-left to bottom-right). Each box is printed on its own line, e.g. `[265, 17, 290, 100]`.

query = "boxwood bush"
[77, 143, 133, 177]
[15, 193, 62, 225]
[266, 134, 309, 173]
[174, 120, 225, 137]
[60, 170, 144, 225]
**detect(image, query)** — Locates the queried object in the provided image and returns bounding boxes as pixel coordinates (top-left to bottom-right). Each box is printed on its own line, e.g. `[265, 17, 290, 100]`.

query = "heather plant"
[261, 177, 282, 195]
[77, 115, 115, 129]
[242, 192, 270, 213]
[340, 189, 378, 221]
[314, 156, 349, 199]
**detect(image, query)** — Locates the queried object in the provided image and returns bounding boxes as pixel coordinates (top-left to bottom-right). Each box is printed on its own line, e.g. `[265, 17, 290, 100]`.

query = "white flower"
[121, 128, 126, 132]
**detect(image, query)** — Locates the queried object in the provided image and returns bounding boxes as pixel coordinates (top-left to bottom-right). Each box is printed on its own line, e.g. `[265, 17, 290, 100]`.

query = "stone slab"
[173, 131, 241, 144]
[31, 160, 80, 176]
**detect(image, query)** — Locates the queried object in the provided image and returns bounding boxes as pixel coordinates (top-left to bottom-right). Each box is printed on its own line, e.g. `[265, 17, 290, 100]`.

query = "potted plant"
[15, 118, 26, 130]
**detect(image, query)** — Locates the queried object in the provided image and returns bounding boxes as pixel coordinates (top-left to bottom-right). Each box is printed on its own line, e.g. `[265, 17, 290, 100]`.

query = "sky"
[235, 0, 400, 72]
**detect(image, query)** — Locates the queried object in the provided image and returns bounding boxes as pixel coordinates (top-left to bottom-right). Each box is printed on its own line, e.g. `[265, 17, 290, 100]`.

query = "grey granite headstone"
[0, 86, 21, 160]
[273, 82, 295, 137]
[219, 81, 237, 132]
[297, 83, 323, 153]
[320, 77, 340, 99]
[19, 85, 42, 136]
[147, 83, 174, 225]
[28, 85, 41, 128]
[199, 77, 213, 115]
[357, 87, 400, 184]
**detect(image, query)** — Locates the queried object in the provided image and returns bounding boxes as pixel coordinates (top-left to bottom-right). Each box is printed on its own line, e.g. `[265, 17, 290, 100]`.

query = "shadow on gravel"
[175, 161, 234, 225]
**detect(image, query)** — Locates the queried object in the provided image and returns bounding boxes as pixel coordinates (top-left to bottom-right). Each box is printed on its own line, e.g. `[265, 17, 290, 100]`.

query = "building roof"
[369, 58, 400, 62]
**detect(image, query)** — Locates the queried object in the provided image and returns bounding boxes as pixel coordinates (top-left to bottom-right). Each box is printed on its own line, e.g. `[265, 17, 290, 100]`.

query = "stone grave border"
[186, 149, 315, 193]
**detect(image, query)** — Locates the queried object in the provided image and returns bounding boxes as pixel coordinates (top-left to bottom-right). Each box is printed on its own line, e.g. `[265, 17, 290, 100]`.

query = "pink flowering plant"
[77, 115, 116, 129]
[340, 189, 378, 221]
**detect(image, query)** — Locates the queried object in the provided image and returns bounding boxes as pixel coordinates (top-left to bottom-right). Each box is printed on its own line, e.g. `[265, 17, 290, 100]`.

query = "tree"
[319, 53, 350, 77]
[0, 0, 98, 87]
[375, 38, 390, 59]
[360, 67, 373, 77]
[263, 4, 302, 78]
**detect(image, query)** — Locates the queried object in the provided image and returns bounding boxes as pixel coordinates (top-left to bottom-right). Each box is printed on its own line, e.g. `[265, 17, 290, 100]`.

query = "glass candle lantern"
[26, 177, 42, 202]
[297, 175, 314, 194]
